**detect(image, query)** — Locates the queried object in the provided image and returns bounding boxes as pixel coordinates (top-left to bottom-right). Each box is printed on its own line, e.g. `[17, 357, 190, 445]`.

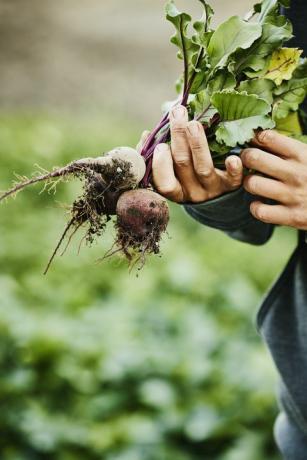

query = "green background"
[0, 113, 295, 459]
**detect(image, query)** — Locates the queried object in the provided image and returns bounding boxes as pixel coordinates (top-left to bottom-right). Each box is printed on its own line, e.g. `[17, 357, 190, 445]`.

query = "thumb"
[223, 155, 244, 190]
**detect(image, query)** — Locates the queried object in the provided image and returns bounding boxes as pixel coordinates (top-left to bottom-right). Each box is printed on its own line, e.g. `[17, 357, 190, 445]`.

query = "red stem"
[140, 49, 206, 187]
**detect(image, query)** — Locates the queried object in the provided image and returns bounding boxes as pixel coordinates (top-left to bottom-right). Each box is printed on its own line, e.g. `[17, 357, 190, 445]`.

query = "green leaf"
[275, 112, 303, 135]
[189, 53, 211, 93]
[291, 134, 307, 144]
[209, 139, 229, 154]
[166, 1, 215, 95]
[293, 58, 307, 79]
[253, 0, 290, 24]
[165, 1, 199, 89]
[273, 72, 307, 120]
[198, 0, 214, 28]
[207, 69, 236, 94]
[189, 91, 218, 124]
[165, 2, 197, 60]
[207, 16, 262, 70]
[193, 1, 214, 42]
[238, 79, 275, 103]
[216, 116, 274, 147]
[232, 16, 292, 75]
[189, 2, 216, 92]
[211, 90, 274, 147]
[264, 48, 302, 85]
[189, 69, 235, 124]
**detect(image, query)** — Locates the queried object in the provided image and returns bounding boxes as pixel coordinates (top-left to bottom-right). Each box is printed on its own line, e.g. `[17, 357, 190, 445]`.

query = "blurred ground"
[0, 0, 253, 125]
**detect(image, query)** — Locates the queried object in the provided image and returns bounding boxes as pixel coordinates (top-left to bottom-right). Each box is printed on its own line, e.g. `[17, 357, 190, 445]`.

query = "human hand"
[241, 130, 307, 230]
[152, 105, 243, 203]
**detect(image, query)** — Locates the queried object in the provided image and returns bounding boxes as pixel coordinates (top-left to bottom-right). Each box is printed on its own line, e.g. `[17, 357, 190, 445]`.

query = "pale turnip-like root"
[0, 148, 145, 203]
[0, 148, 148, 272]
[104, 147, 146, 189]
[115, 189, 169, 267]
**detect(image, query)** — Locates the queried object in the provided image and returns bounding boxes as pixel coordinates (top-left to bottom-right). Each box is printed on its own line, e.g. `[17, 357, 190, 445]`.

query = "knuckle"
[157, 183, 176, 196]
[157, 184, 182, 202]
[283, 188, 293, 204]
[292, 208, 306, 228]
[293, 170, 307, 187]
[291, 187, 306, 205]
[283, 163, 296, 182]
[185, 189, 206, 203]
[175, 156, 191, 168]
[190, 141, 204, 153]
[196, 167, 215, 180]
[242, 149, 260, 166]
[171, 125, 187, 136]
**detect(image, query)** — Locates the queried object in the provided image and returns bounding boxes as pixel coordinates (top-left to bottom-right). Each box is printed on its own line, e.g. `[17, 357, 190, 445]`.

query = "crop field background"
[0, 1, 296, 459]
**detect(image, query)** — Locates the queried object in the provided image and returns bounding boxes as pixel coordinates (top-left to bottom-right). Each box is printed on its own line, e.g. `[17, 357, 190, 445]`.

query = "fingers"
[152, 143, 184, 202]
[185, 120, 217, 187]
[244, 174, 291, 203]
[241, 148, 292, 182]
[250, 201, 292, 226]
[154, 106, 244, 202]
[253, 130, 305, 160]
[223, 155, 244, 189]
[169, 106, 202, 190]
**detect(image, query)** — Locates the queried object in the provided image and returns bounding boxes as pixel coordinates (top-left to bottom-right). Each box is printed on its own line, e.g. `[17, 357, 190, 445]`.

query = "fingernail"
[187, 121, 201, 137]
[229, 157, 239, 169]
[256, 130, 273, 144]
[230, 162, 240, 176]
[171, 105, 186, 120]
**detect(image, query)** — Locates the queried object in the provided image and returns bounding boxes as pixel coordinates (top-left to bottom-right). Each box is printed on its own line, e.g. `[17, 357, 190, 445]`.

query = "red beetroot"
[116, 189, 169, 260]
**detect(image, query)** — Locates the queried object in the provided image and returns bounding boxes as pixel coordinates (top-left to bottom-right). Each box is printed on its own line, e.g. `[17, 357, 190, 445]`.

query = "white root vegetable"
[75, 147, 146, 190]
[104, 147, 146, 186]
[0, 146, 146, 203]
[0, 144, 154, 272]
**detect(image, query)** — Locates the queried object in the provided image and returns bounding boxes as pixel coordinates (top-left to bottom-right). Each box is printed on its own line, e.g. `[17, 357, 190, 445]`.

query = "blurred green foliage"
[0, 113, 294, 459]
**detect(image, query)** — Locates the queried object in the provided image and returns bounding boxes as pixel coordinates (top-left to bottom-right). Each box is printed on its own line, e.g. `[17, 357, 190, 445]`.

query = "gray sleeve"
[184, 187, 274, 246]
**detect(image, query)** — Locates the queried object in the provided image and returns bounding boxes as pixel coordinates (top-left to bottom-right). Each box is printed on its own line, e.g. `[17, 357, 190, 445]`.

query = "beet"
[115, 189, 169, 262]
[0, 150, 169, 272]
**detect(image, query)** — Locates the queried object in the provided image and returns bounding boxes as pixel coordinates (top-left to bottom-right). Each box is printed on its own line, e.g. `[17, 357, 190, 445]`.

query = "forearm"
[184, 187, 274, 245]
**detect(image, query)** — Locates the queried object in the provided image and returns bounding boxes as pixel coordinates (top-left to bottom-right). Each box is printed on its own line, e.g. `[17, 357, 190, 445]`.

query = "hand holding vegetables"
[242, 130, 307, 229]
[0, 0, 306, 272]
[153, 105, 243, 203]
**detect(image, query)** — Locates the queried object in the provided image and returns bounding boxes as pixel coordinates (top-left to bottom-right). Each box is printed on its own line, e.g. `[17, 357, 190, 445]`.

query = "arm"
[184, 188, 274, 245]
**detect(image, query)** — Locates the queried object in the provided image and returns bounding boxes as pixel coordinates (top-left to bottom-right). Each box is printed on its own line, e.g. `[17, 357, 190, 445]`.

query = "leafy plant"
[148, 0, 306, 159]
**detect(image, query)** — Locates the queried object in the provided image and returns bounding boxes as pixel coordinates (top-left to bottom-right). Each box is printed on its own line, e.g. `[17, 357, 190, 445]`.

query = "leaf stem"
[179, 16, 189, 95]
[181, 48, 205, 105]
